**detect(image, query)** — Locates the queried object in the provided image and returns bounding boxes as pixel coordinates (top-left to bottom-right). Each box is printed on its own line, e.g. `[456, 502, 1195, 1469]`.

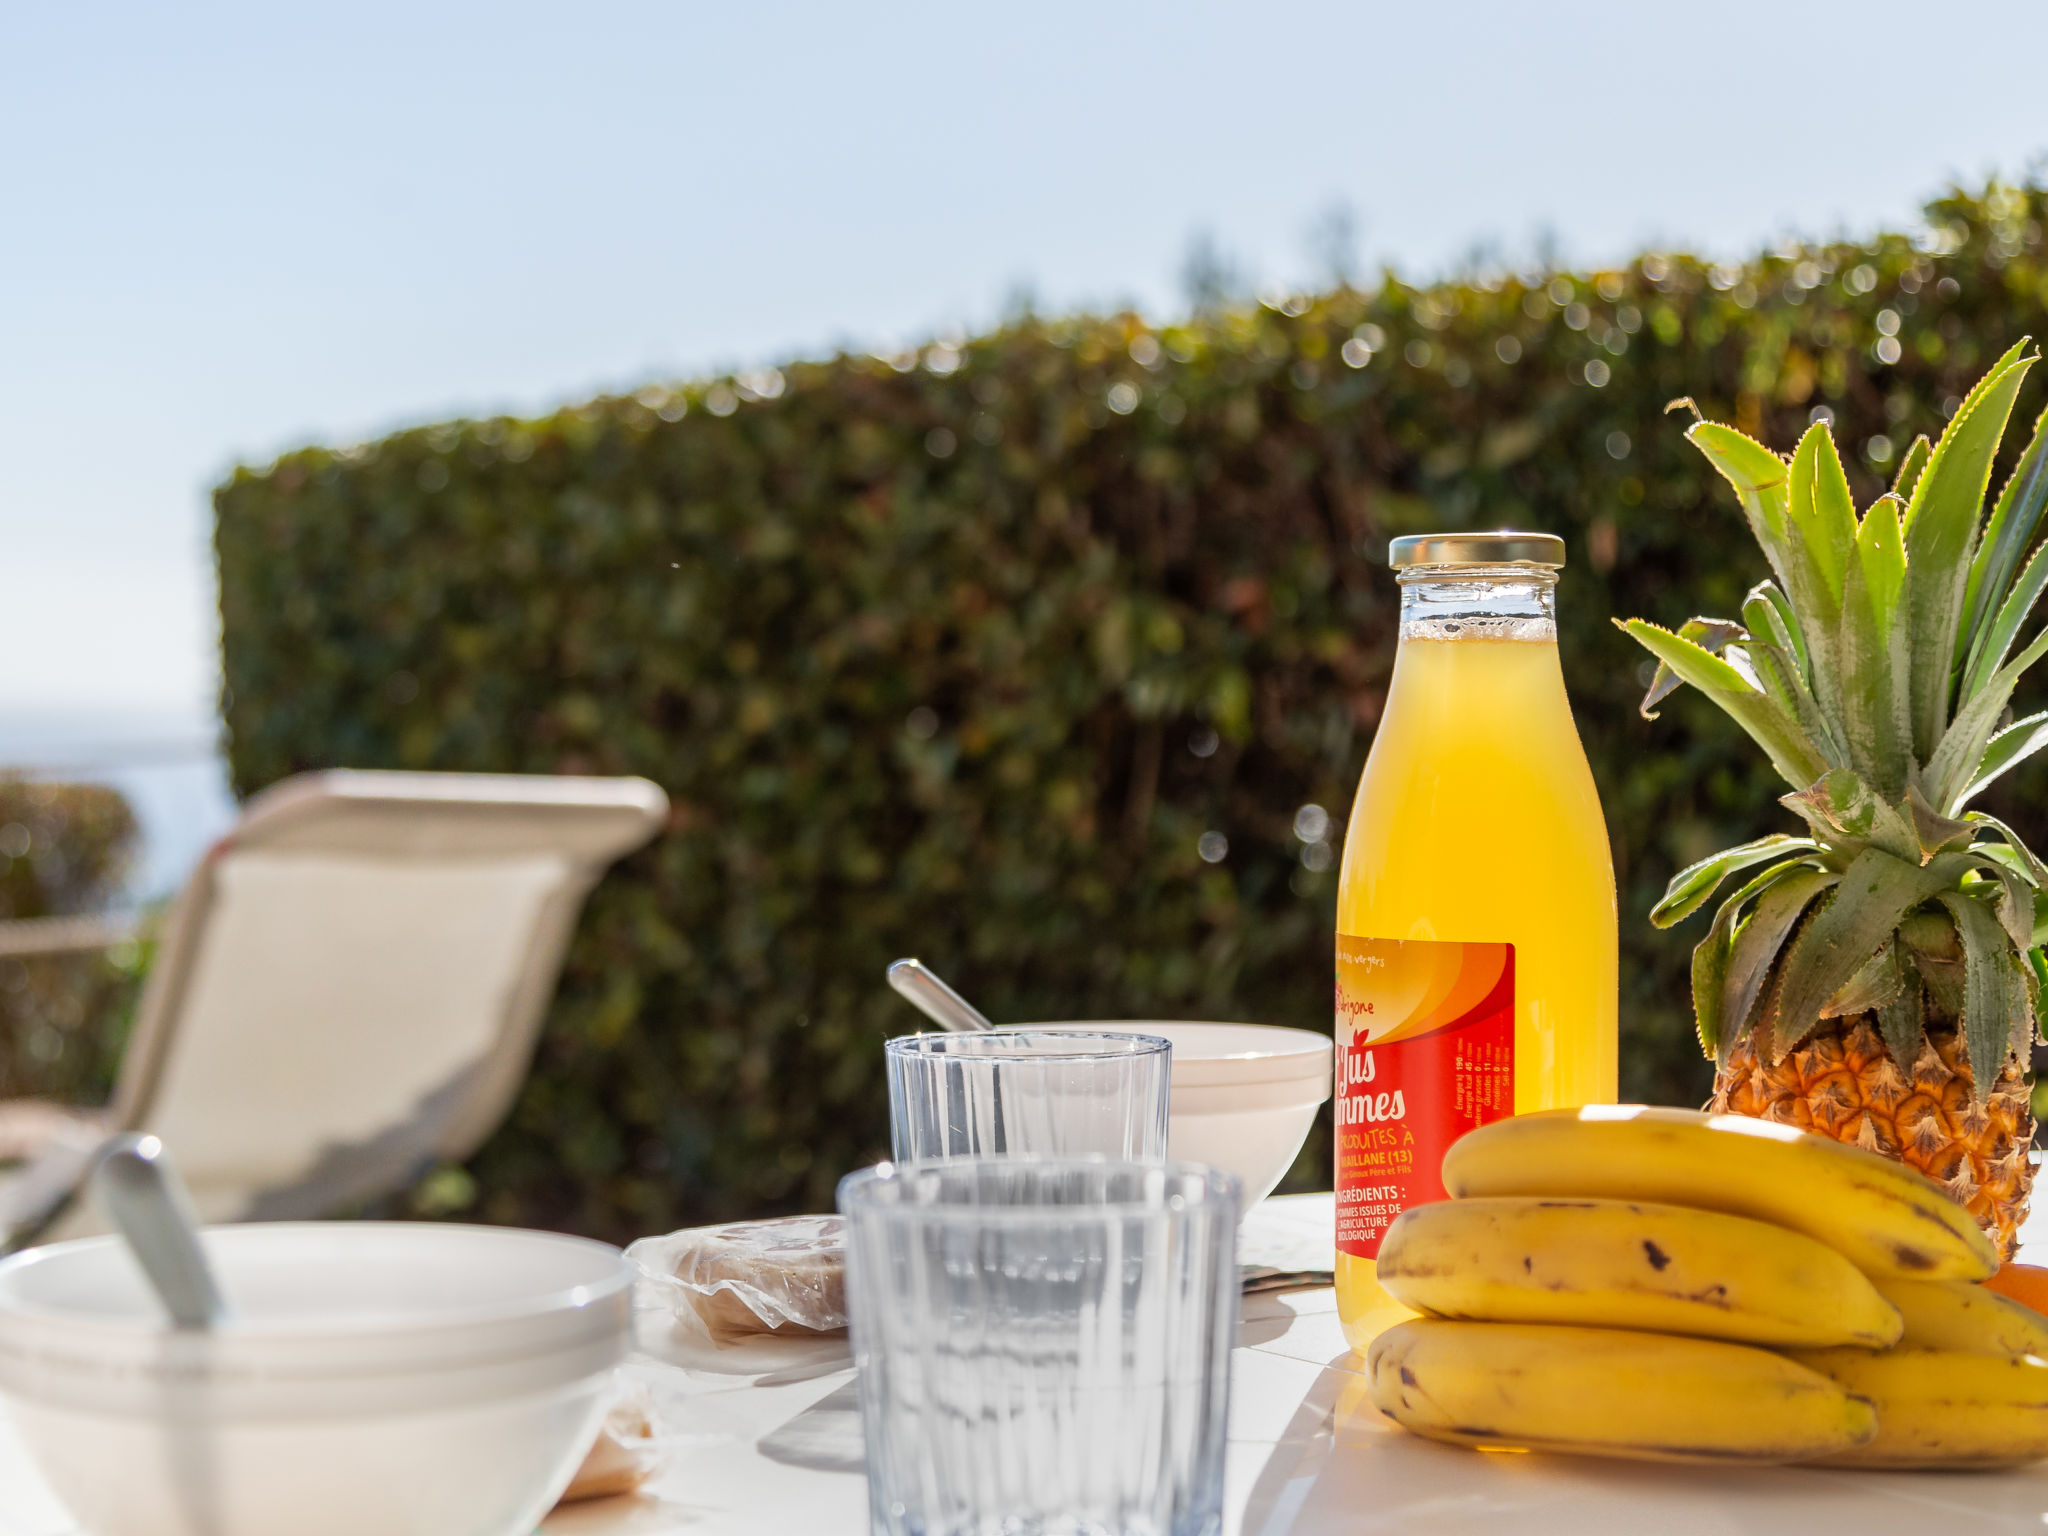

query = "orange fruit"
[1984, 1262, 2048, 1319]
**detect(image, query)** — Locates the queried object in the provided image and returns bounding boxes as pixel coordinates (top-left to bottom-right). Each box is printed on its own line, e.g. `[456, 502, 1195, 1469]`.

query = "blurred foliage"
[0, 779, 135, 922]
[0, 781, 147, 1105]
[216, 181, 2048, 1243]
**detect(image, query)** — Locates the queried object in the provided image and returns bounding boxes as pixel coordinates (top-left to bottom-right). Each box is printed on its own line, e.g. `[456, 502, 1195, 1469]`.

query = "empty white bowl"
[0, 1222, 632, 1536]
[1010, 1022, 1333, 1207]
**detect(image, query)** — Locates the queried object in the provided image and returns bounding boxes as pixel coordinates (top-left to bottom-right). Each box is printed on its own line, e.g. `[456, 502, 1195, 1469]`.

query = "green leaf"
[1961, 402, 2048, 683]
[1617, 619, 1829, 790]
[1902, 343, 2034, 761]
[1786, 422, 1857, 605]
[1651, 833, 1819, 928]
[1874, 976, 1925, 1071]
[1838, 494, 1913, 796]
[1926, 621, 2048, 810]
[1743, 638, 1844, 767]
[1688, 421, 1844, 731]
[1899, 907, 1962, 961]
[1961, 541, 2048, 701]
[1823, 939, 1906, 1018]
[1902, 782, 1976, 860]
[1934, 888, 2025, 1100]
[1891, 434, 1932, 504]
[1769, 847, 1962, 1058]
[1758, 579, 1811, 682]
[1900, 906, 1966, 1026]
[1742, 583, 1841, 761]
[1968, 854, 2039, 956]
[1688, 421, 1793, 554]
[1915, 950, 1968, 1018]
[2014, 949, 2040, 1061]
[1978, 840, 2047, 894]
[1690, 855, 1821, 1061]
[1742, 582, 1803, 677]
[1904, 336, 2032, 538]
[1778, 768, 1919, 863]
[1693, 914, 1732, 1061]
[1964, 811, 2048, 886]
[1958, 710, 2048, 807]
[1721, 865, 1838, 1046]
[1639, 617, 1746, 718]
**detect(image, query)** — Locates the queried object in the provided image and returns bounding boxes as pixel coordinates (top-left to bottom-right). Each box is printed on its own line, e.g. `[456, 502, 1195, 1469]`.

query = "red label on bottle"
[1334, 936, 1515, 1259]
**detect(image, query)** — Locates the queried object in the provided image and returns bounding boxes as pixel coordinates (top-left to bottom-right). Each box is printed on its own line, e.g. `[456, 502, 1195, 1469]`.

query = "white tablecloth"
[7, 1193, 2048, 1535]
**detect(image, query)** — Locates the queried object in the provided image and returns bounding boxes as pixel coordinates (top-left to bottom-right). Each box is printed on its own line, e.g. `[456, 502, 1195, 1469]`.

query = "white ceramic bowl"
[1010, 1022, 1333, 1207]
[0, 1222, 632, 1536]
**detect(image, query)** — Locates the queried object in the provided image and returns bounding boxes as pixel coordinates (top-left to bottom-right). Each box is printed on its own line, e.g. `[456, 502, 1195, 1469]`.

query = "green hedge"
[217, 181, 2048, 1242]
[0, 781, 146, 1107]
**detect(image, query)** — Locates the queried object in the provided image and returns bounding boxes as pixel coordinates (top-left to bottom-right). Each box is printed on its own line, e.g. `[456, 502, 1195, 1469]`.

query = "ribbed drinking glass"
[885, 1031, 1170, 1163]
[839, 1158, 1239, 1536]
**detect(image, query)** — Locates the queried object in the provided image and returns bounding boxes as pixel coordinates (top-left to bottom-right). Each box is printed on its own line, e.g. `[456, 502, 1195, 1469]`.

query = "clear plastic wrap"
[626, 1215, 847, 1366]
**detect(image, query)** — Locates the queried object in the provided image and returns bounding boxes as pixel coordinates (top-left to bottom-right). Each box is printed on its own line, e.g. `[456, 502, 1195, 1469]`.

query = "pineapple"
[1626, 340, 2048, 1256]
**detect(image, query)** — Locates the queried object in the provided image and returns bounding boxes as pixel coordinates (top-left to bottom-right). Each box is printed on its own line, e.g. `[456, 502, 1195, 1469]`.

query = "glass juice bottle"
[1335, 532, 1618, 1351]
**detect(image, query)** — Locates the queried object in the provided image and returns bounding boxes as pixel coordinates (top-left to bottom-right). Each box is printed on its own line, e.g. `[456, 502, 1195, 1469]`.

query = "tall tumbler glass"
[885, 1031, 1170, 1163]
[840, 1159, 1240, 1536]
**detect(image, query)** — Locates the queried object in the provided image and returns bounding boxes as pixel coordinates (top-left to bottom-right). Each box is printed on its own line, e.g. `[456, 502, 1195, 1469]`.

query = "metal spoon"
[886, 958, 995, 1033]
[94, 1134, 228, 1330]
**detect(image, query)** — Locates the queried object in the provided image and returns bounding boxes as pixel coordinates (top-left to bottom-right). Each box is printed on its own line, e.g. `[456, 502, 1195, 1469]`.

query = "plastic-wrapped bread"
[626, 1215, 846, 1344]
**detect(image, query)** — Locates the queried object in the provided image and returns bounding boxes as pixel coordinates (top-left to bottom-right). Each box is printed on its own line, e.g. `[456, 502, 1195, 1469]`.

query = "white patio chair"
[0, 769, 668, 1248]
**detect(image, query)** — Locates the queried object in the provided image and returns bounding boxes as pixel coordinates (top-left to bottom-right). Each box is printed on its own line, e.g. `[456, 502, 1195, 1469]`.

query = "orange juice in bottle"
[1334, 532, 1617, 1350]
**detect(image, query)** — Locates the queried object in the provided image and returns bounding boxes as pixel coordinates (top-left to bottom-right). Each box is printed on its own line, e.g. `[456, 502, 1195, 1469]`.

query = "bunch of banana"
[1364, 1105, 2048, 1468]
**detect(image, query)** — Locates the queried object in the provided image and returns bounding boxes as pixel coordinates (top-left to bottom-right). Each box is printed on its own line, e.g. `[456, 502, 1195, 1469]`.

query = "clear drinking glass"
[885, 1031, 1171, 1162]
[839, 1159, 1240, 1536]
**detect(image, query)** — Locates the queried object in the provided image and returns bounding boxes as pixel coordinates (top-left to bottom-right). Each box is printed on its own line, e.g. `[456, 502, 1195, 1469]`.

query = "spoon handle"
[95, 1134, 228, 1330]
[886, 958, 996, 1033]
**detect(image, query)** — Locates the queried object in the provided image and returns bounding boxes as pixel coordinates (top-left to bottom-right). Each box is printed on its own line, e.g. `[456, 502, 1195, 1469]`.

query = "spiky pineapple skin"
[1712, 1018, 2034, 1259]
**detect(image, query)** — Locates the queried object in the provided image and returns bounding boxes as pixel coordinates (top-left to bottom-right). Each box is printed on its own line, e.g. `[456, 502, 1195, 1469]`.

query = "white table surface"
[8, 1193, 2048, 1535]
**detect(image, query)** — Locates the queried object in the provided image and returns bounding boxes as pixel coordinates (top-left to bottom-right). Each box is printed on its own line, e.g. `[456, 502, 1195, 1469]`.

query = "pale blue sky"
[5, 0, 2047, 726]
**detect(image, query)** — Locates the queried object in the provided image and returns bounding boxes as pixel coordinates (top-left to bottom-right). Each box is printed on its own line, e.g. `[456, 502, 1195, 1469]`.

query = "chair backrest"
[82, 770, 667, 1227]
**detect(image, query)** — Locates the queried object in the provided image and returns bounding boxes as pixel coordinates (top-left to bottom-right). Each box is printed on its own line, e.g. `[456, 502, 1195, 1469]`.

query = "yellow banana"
[1873, 1277, 2048, 1357]
[1366, 1319, 1876, 1464]
[1788, 1347, 2048, 1468]
[1440, 1104, 1996, 1281]
[1376, 1197, 1901, 1348]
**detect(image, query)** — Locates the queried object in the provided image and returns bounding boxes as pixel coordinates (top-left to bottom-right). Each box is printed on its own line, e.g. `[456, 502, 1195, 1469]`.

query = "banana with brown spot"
[1377, 1195, 1902, 1347]
[1442, 1105, 1997, 1281]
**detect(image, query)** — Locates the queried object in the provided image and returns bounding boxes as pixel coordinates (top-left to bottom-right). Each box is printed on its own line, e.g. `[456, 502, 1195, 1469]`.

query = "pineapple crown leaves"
[1630, 346, 2048, 1093]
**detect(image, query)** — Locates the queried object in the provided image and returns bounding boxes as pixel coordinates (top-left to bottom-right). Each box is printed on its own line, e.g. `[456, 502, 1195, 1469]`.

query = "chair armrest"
[0, 1100, 110, 1164]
